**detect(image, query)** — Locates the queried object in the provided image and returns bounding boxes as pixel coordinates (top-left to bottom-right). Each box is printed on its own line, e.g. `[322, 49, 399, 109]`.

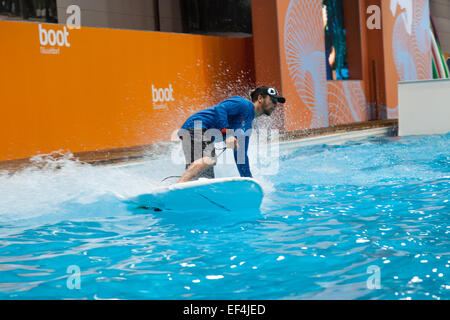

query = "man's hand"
[225, 136, 238, 149]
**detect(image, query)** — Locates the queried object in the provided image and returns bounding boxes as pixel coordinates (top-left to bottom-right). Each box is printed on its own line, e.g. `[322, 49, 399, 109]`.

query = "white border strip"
[278, 127, 393, 151]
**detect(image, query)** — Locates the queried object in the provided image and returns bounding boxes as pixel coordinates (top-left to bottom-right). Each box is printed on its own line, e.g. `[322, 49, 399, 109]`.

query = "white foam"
[0, 151, 161, 222]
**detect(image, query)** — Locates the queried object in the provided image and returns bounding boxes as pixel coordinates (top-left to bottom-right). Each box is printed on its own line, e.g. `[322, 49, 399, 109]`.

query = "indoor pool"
[0, 132, 449, 300]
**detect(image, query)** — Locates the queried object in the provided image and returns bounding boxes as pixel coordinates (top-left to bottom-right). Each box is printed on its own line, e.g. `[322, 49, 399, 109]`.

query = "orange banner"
[0, 21, 254, 162]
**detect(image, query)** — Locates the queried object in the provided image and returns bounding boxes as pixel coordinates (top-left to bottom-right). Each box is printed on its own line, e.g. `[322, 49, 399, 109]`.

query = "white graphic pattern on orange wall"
[390, 0, 431, 118]
[328, 81, 370, 125]
[284, 0, 328, 129]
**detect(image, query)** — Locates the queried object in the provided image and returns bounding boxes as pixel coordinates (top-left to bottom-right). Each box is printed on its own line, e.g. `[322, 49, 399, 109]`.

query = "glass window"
[0, 0, 57, 23]
[180, 0, 252, 36]
[323, 0, 349, 80]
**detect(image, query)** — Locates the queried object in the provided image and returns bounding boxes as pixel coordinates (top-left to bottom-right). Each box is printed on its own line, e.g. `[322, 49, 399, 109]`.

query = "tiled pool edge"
[278, 126, 396, 151]
[0, 120, 398, 172]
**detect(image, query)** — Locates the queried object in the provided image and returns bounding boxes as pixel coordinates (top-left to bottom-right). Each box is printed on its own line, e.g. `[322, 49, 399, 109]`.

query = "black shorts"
[179, 128, 216, 179]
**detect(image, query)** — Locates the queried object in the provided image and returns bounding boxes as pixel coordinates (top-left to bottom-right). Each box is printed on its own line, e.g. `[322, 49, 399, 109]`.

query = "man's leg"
[177, 156, 216, 183]
[197, 138, 215, 179]
[178, 129, 216, 183]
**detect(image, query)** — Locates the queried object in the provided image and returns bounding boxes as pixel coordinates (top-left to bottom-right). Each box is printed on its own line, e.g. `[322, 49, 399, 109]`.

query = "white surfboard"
[127, 177, 264, 212]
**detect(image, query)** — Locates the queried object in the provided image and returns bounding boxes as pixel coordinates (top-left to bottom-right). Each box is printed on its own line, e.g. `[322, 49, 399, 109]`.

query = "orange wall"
[0, 1, 434, 163]
[251, 0, 285, 131]
[252, 0, 432, 130]
[361, 0, 387, 120]
[0, 21, 254, 162]
[252, 0, 372, 131]
[278, 0, 329, 130]
[381, 0, 432, 119]
[251, 0, 283, 90]
[256, 0, 371, 130]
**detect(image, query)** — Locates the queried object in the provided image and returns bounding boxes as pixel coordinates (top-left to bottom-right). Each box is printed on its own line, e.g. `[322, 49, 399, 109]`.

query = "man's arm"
[233, 135, 252, 178]
[214, 99, 245, 133]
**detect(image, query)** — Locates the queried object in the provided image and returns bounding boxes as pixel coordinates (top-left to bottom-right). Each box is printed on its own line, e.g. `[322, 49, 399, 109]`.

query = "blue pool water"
[0, 133, 449, 300]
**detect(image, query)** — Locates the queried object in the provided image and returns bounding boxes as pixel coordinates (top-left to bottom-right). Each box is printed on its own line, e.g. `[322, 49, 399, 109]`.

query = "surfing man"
[177, 86, 286, 183]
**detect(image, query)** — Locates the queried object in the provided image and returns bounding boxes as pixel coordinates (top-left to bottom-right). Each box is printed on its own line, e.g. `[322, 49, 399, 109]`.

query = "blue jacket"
[179, 96, 255, 178]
